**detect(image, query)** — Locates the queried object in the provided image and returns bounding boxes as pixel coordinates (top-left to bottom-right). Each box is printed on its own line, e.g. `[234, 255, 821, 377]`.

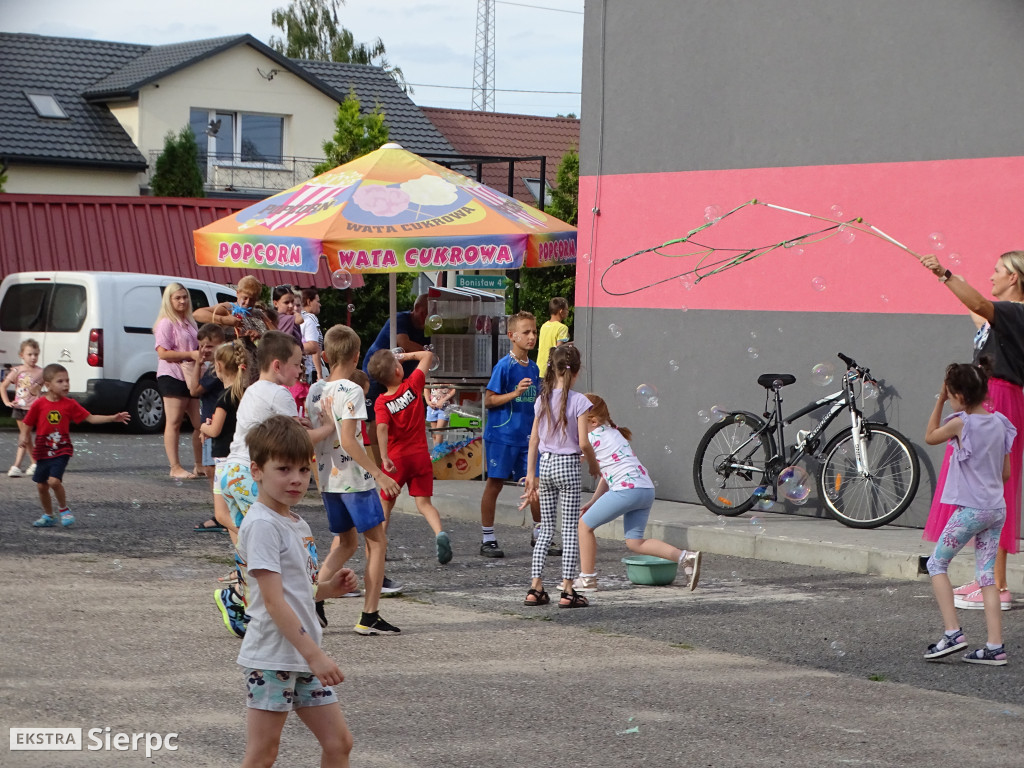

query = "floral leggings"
[926, 505, 1005, 587]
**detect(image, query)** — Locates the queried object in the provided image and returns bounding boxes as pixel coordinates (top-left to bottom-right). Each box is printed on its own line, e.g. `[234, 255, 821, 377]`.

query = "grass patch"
[867, 674, 888, 682]
[0, 416, 16, 430]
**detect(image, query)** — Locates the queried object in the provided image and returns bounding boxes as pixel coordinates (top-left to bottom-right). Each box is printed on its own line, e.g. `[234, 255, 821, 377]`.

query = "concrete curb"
[392, 480, 1024, 593]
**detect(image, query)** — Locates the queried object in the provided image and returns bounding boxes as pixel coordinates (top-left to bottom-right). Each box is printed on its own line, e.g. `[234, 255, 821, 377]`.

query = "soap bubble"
[679, 274, 695, 291]
[863, 381, 879, 399]
[704, 204, 722, 222]
[515, 282, 521, 289]
[697, 409, 711, 424]
[885, 586, 898, 596]
[130, 499, 141, 510]
[753, 485, 769, 498]
[734, 414, 747, 426]
[747, 346, 760, 359]
[426, 314, 443, 331]
[880, 294, 889, 304]
[581, 252, 592, 264]
[838, 225, 855, 245]
[789, 246, 805, 257]
[750, 516, 762, 526]
[608, 323, 622, 338]
[811, 276, 827, 292]
[929, 231, 945, 250]
[948, 252, 961, 267]
[331, 269, 353, 290]
[811, 363, 834, 386]
[830, 640, 846, 657]
[635, 383, 659, 408]
[174, 477, 183, 487]
[668, 359, 680, 372]
[750, 331, 758, 340]
[112, 559, 122, 570]
[710, 405, 727, 422]
[390, 347, 404, 356]
[755, 498, 774, 511]
[778, 465, 811, 503]
[716, 516, 727, 528]
[830, 204, 845, 218]
[429, 355, 440, 372]
[663, 445, 673, 454]
[680, 305, 689, 312]
[347, 303, 356, 313]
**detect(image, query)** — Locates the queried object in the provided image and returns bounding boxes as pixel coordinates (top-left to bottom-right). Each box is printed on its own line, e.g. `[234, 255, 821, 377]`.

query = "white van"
[0, 271, 236, 433]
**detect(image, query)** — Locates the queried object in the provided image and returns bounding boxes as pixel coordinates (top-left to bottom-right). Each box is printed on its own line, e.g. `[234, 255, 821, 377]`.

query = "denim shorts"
[244, 668, 336, 712]
[322, 489, 386, 534]
[201, 438, 215, 467]
[33, 455, 70, 483]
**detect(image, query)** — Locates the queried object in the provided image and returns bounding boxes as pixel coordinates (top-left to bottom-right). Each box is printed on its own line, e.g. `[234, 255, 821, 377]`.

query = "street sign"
[455, 274, 508, 290]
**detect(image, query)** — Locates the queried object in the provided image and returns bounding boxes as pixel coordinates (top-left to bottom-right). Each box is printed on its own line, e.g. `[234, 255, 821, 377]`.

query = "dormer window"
[25, 92, 69, 119]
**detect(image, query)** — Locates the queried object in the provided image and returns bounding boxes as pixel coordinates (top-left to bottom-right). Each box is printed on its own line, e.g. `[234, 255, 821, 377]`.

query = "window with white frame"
[189, 108, 284, 165]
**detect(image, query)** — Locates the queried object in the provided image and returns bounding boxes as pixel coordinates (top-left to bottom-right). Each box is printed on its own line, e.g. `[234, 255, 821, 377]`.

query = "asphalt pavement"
[1, 429, 1022, 767]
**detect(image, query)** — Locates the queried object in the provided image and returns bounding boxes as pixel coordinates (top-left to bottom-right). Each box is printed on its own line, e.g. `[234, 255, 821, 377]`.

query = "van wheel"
[129, 379, 164, 434]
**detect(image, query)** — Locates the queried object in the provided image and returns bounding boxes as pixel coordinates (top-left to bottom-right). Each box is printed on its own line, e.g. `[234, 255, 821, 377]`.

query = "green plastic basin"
[621, 555, 679, 586]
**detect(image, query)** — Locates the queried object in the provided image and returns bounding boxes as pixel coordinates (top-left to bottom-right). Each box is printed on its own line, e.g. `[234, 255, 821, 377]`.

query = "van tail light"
[87, 329, 103, 367]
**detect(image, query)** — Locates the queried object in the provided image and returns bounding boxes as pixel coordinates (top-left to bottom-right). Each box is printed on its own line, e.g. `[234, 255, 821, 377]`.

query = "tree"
[150, 127, 205, 197]
[269, 0, 409, 91]
[508, 148, 579, 334]
[313, 90, 389, 175]
[317, 272, 417, 353]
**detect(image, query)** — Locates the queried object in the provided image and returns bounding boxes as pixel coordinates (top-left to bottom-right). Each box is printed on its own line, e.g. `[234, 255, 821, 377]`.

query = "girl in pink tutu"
[921, 250, 1024, 610]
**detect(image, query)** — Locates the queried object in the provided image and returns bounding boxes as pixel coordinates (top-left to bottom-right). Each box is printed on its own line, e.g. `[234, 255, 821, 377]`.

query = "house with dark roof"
[0, 32, 454, 197]
[421, 107, 579, 207]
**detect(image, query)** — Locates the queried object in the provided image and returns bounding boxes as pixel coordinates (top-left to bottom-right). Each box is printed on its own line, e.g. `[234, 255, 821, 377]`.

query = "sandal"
[558, 589, 589, 608]
[194, 518, 227, 533]
[524, 588, 550, 606]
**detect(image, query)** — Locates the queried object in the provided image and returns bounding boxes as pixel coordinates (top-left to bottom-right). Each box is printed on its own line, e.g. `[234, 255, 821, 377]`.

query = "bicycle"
[692, 353, 920, 528]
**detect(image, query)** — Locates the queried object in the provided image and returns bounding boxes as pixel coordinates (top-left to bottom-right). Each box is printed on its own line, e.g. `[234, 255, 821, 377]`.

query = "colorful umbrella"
[194, 143, 577, 278]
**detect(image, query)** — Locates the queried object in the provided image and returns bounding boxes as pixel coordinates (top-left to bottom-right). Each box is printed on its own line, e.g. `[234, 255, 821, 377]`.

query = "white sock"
[987, 642, 1002, 650]
[579, 572, 596, 579]
[481, 526, 496, 543]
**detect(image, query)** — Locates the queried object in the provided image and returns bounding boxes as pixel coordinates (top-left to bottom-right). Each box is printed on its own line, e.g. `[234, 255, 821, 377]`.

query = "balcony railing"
[146, 151, 326, 196]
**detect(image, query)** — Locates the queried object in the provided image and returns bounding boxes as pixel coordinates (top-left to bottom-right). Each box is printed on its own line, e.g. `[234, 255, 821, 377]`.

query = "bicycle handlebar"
[836, 352, 877, 385]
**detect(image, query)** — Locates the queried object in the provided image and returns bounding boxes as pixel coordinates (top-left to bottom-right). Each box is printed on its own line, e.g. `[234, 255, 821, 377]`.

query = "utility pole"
[472, 0, 496, 111]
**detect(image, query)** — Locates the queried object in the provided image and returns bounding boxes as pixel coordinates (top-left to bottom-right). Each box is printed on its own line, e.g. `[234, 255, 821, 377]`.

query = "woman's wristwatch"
[938, 269, 953, 283]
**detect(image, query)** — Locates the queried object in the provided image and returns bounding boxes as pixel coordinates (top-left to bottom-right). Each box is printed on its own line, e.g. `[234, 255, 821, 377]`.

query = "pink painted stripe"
[575, 155, 1024, 314]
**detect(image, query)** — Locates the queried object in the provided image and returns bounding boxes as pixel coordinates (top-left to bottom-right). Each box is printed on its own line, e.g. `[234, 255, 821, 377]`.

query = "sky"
[2, 0, 585, 116]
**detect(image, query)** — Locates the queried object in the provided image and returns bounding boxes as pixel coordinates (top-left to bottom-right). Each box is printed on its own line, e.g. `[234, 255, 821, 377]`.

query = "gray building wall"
[577, 1, 1024, 527]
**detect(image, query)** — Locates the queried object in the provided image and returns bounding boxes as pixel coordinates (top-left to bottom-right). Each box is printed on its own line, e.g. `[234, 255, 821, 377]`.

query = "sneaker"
[59, 509, 75, 527]
[573, 575, 598, 592]
[436, 531, 453, 564]
[341, 589, 362, 598]
[962, 645, 1007, 666]
[26, 463, 36, 476]
[7, 465, 23, 477]
[924, 629, 967, 660]
[955, 588, 1013, 611]
[315, 600, 328, 628]
[354, 614, 401, 635]
[380, 576, 403, 595]
[547, 543, 563, 557]
[480, 540, 504, 558]
[32, 513, 55, 527]
[681, 550, 703, 591]
[215, 588, 247, 638]
[953, 580, 979, 596]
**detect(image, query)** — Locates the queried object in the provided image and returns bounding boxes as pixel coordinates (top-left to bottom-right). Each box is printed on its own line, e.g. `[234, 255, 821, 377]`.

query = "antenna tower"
[473, 0, 496, 111]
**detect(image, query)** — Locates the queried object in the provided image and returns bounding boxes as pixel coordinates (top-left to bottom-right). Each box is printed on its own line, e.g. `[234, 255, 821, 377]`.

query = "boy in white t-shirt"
[236, 415, 358, 768]
[306, 324, 402, 635]
[216, 331, 335, 639]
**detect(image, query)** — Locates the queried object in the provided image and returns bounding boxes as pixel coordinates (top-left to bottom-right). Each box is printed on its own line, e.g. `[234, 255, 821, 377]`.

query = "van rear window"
[0, 283, 86, 332]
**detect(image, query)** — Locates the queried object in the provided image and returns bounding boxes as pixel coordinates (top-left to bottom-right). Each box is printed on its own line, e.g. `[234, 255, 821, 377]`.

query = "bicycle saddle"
[757, 373, 796, 389]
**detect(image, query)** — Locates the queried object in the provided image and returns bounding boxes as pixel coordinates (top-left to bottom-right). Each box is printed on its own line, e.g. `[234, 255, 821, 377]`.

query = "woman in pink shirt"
[154, 283, 201, 480]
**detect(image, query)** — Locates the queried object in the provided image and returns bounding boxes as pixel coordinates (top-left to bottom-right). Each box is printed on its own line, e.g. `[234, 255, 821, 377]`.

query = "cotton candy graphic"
[401, 175, 458, 206]
[352, 184, 410, 217]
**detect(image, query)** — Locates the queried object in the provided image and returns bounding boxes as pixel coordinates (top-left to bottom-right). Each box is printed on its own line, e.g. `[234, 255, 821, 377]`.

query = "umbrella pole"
[389, 272, 398, 350]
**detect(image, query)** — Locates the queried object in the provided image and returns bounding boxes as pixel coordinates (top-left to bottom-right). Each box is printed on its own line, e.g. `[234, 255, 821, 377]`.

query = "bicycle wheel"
[693, 412, 773, 515]
[817, 423, 920, 528]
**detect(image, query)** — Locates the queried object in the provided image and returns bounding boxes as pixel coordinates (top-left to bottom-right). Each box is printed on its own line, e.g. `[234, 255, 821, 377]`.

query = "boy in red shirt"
[368, 348, 453, 565]
[23, 364, 130, 527]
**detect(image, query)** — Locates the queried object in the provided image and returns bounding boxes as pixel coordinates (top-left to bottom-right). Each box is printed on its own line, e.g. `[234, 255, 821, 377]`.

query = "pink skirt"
[922, 377, 1023, 553]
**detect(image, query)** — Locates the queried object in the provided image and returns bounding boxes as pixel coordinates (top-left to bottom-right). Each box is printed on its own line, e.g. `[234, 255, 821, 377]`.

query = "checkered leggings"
[532, 453, 581, 581]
